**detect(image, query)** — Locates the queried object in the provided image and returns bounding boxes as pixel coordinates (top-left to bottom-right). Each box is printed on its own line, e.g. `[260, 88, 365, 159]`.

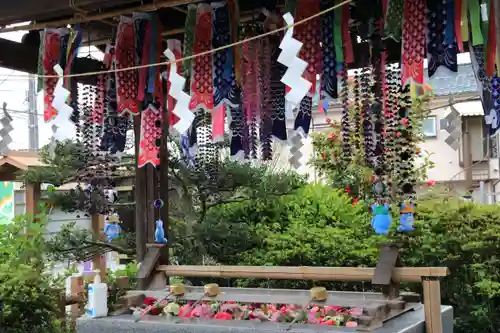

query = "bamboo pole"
[0, 0, 204, 33]
[156, 265, 449, 283]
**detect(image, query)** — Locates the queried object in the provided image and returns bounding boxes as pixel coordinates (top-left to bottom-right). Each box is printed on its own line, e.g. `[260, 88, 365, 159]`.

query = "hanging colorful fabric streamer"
[292, 0, 321, 136]
[241, 27, 262, 159]
[138, 104, 162, 168]
[426, 0, 457, 78]
[384, 0, 404, 41]
[166, 39, 182, 127]
[401, 0, 425, 86]
[485, 0, 497, 77]
[42, 28, 66, 122]
[115, 16, 139, 116]
[212, 1, 236, 142]
[189, 3, 214, 112]
[320, 0, 337, 103]
[183, 4, 197, 79]
[101, 44, 129, 154]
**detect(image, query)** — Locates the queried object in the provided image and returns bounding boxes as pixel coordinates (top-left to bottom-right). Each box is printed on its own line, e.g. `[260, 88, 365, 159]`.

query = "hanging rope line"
[3, 0, 352, 79]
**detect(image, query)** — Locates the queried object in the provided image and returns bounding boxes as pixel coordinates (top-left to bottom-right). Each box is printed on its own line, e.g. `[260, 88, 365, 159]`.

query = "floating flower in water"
[214, 312, 232, 320]
[137, 300, 361, 327]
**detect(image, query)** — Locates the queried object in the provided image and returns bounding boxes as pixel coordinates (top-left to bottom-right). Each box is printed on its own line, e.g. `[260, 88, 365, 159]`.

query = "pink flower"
[214, 312, 232, 320]
[427, 180, 436, 186]
[349, 307, 363, 316]
[346, 321, 358, 328]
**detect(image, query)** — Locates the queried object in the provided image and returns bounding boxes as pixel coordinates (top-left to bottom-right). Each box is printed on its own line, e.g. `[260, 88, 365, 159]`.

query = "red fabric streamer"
[115, 16, 139, 116]
[486, 0, 497, 77]
[401, 0, 426, 86]
[166, 39, 182, 127]
[138, 106, 162, 167]
[342, 4, 354, 64]
[138, 21, 152, 102]
[42, 29, 62, 122]
[294, 0, 321, 95]
[454, 0, 464, 52]
[189, 4, 214, 112]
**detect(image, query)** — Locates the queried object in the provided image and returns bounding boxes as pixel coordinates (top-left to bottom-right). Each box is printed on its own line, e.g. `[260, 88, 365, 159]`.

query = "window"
[422, 116, 438, 138]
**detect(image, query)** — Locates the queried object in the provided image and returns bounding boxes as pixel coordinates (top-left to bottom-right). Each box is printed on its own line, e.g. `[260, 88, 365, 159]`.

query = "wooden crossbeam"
[156, 265, 449, 283]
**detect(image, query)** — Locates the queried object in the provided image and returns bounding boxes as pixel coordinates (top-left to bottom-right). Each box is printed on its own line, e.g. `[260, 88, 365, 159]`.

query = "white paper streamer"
[164, 49, 195, 134]
[278, 13, 312, 119]
[52, 64, 73, 117]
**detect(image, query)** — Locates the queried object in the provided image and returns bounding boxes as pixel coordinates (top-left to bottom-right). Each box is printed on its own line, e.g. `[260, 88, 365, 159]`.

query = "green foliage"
[22, 139, 87, 186]
[0, 215, 68, 333]
[45, 222, 135, 262]
[206, 184, 500, 333]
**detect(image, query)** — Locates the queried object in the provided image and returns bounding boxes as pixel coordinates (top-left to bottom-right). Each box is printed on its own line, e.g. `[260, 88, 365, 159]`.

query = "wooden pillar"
[422, 278, 443, 333]
[134, 118, 147, 262]
[69, 275, 84, 328]
[25, 182, 41, 218]
[91, 214, 106, 281]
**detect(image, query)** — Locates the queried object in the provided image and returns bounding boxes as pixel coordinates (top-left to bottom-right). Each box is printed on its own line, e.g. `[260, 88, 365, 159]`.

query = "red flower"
[322, 319, 336, 326]
[150, 306, 162, 315]
[415, 151, 421, 155]
[345, 185, 351, 193]
[214, 312, 233, 320]
[427, 180, 436, 186]
[396, 132, 402, 137]
[328, 132, 336, 140]
[143, 297, 157, 306]
[321, 153, 327, 160]
[352, 198, 359, 206]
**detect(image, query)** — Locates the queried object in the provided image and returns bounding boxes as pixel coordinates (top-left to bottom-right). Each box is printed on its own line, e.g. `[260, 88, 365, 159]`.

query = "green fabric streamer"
[182, 4, 197, 77]
[384, 0, 404, 41]
[284, 0, 297, 15]
[461, 0, 469, 42]
[469, 0, 484, 45]
[37, 30, 45, 93]
[334, 6, 344, 63]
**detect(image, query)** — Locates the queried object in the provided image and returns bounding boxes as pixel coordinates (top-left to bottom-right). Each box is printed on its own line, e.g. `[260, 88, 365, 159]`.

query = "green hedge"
[206, 184, 500, 333]
[0, 218, 67, 333]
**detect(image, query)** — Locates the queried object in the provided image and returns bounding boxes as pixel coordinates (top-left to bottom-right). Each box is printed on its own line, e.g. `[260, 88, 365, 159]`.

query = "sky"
[0, 31, 104, 151]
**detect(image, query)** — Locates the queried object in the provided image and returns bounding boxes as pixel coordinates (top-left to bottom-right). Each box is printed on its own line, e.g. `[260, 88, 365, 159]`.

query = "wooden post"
[422, 277, 443, 333]
[134, 118, 147, 262]
[25, 182, 41, 218]
[91, 214, 106, 281]
[69, 275, 84, 328]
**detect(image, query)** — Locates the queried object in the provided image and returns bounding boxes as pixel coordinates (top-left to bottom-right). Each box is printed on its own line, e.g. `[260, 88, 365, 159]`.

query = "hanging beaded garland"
[340, 63, 351, 161]
[361, 67, 374, 167]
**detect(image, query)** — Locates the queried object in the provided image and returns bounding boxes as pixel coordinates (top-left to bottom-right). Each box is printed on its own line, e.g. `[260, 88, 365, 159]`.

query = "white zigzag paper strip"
[278, 13, 312, 119]
[52, 64, 73, 117]
[164, 49, 195, 134]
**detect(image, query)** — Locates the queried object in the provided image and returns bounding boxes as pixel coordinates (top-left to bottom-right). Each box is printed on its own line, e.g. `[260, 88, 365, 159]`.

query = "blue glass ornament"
[154, 199, 164, 208]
